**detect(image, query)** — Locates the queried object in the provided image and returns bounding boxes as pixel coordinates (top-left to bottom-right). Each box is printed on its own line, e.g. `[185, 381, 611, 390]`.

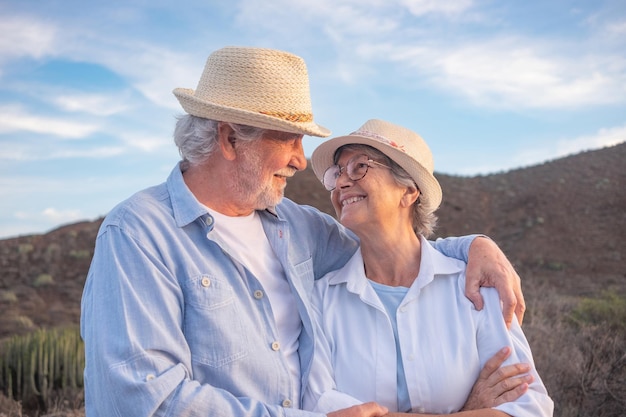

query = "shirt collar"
[167, 162, 210, 228]
[327, 235, 465, 289]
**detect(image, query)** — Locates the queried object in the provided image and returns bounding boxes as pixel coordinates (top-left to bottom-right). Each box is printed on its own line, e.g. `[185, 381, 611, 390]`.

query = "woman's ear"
[402, 187, 420, 207]
[217, 122, 237, 161]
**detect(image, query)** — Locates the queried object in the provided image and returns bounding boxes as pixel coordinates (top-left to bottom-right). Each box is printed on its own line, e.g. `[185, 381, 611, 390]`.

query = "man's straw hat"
[173, 46, 330, 137]
[311, 119, 442, 213]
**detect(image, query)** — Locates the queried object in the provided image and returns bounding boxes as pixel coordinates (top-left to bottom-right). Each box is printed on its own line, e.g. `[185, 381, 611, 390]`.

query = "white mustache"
[276, 168, 297, 178]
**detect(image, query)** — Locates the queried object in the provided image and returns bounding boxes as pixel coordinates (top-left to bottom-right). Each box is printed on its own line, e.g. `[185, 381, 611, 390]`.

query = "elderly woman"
[303, 120, 553, 416]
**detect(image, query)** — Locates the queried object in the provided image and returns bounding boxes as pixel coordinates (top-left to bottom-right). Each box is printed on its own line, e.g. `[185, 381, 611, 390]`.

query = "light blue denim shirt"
[80, 163, 474, 417]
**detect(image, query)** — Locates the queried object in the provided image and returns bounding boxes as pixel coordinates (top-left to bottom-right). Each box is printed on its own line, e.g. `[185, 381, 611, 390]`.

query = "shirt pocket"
[182, 274, 249, 367]
[292, 257, 315, 299]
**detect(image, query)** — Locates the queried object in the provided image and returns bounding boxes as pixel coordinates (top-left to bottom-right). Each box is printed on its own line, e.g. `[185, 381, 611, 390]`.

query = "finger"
[498, 372, 534, 394]
[494, 376, 533, 406]
[479, 347, 512, 381]
[496, 283, 517, 330]
[465, 278, 485, 312]
[513, 280, 526, 325]
[490, 362, 531, 382]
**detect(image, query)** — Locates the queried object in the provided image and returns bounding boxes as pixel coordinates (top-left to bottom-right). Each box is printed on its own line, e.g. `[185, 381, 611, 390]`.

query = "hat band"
[353, 129, 407, 153]
[259, 110, 313, 123]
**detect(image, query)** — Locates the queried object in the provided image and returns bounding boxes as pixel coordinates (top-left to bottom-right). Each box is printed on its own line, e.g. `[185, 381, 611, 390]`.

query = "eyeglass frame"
[322, 154, 392, 191]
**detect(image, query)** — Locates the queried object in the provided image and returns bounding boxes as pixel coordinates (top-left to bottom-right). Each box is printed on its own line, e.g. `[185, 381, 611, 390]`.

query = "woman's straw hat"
[173, 46, 330, 137]
[311, 119, 442, 212]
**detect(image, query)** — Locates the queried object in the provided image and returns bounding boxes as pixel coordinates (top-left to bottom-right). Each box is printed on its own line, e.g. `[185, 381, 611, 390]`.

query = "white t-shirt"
[208, 209, 302, 404]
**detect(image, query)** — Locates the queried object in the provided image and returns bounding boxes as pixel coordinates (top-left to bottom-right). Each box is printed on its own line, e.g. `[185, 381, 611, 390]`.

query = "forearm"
[385, 409, 509, 416]
[429, 234, 483, 262]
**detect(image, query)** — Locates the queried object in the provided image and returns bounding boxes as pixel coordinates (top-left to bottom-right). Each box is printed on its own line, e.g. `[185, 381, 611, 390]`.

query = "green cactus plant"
[0, 326, 84, 411]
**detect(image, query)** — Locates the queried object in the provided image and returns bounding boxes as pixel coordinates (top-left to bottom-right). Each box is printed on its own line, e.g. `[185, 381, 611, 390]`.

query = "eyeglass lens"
[322, 155, 371, 191]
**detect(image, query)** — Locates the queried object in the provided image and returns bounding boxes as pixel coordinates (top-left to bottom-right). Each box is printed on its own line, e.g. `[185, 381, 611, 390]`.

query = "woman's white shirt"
[304, 235, 553, 416]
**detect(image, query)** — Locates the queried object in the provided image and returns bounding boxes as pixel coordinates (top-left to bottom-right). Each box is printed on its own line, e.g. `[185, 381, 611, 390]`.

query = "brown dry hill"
[0, 142, 624, 340]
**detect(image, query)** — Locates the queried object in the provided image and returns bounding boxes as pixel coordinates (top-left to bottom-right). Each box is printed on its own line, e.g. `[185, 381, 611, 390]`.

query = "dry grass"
[523, 284, 626, 416]
[0, 389, 84, 417]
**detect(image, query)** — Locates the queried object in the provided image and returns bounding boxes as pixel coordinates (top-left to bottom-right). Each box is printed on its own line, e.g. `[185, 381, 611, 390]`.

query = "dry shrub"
[523, 282, 626, 416]
[0, 391, 23, 416]
[0, 390, 84, 417]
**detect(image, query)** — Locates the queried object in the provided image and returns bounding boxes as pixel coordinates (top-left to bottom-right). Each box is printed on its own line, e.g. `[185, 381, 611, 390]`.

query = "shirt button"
[146, 373, 156, 381]
[205, 216, 214, 226]
[201, 277, 211, 287]
[271, 341, 280, 351]
[282, 399, 292, 408]
[399, 306, 407, 313]
[254, 290, 264, 299]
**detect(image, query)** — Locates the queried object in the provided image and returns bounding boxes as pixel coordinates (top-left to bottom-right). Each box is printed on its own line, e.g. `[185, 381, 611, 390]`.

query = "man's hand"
[461, 347, 533, 411]
[465, 236, 525, 328]
[327, 402, 388, 417]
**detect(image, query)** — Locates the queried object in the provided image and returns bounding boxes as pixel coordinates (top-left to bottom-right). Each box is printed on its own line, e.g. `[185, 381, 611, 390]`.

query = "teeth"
[342, 196, 364, 207]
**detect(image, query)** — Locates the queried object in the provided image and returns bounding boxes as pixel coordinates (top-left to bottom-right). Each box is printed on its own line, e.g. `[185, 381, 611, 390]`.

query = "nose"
[334, 168, 353, 189]
[290, 138, 307, 171]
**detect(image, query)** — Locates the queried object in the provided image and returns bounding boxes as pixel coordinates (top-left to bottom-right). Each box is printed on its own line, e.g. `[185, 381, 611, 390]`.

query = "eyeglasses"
[322, 155, 391, 191]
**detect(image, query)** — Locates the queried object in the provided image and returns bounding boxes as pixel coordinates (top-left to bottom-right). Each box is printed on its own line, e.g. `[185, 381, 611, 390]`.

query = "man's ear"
[217, 122, 237, 161]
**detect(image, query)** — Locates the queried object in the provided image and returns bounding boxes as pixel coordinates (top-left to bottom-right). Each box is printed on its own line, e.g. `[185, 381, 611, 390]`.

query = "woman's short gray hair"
[173, 114, 266, 165]
[333, 144, 438, 237]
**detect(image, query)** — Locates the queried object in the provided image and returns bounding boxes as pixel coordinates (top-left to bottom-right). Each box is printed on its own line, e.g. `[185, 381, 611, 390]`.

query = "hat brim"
[173, 88, 331, 138]
[311, 134, 442, 212]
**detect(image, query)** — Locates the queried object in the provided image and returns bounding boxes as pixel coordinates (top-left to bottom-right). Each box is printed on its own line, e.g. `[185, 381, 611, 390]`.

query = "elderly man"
[81, 46, 525, 417]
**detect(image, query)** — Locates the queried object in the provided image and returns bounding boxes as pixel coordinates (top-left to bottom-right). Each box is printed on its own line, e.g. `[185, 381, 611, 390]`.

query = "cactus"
[0, 326, 84, 411]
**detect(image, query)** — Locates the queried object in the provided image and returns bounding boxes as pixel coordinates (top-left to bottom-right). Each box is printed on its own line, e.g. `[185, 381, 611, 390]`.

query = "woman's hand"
[461, 347, 533, 410]
[465, 237, 525, 328]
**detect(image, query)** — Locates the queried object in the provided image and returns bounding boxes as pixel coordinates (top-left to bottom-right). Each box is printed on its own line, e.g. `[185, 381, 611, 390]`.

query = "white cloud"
[0, 15, 58, 59]
[444, 124, 626, 175]
[53, 93, 132, 116]
[57, 36, 201, 110]
[555, 124, 626, 157]
[41, 207, 84, 223]
[400, 0, 473, 17]
[10, 207, 85, 231]
[236, 0, 400, 41]
[119, 132, 171, 152]
[358, 38, 625, 109]
[0, 105, 99, 138]
[233, 1, 625, 110]
[606, 19, 626, 35]
[431, 42, 619, 108]
[0, 11, 195, 112]
[0, 143, 126, 161]
[495, 125, 626, 174]
[129, 51, 202, 109]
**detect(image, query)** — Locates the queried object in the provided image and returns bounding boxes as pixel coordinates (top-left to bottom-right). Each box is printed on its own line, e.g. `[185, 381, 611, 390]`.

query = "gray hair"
[333, 144, 438, 237]
[173, 114, 267, 165]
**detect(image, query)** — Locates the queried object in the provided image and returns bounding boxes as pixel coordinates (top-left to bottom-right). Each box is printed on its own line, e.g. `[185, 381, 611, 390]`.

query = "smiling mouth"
[341, 196, 365, 207]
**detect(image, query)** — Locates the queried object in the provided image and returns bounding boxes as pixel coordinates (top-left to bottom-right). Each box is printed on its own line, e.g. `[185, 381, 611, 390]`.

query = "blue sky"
[1, 0, 625, 239]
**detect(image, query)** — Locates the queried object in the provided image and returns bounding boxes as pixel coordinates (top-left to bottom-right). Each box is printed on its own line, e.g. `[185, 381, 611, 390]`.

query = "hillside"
[0, 143, 624, 340]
